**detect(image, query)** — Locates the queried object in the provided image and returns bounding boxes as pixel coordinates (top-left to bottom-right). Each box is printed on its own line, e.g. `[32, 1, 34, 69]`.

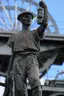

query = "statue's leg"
[14, 75, 28, 96]
[12, 55, 28, 96]
[26, 54, 42, 96]
[32, 86, 42, 96]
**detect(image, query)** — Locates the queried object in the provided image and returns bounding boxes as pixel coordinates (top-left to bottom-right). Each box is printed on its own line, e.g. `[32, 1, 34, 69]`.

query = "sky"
[46, 0, 64, 34]
[0, 0, 64, 95]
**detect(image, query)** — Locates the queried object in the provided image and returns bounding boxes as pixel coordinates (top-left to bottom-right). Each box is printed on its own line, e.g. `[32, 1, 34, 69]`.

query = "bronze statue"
[4, 1, 48, 96]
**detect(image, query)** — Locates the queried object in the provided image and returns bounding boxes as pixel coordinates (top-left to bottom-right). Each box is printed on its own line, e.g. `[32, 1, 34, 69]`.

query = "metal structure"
[0, 0, 64, 96]
[0, 0, 59, 33]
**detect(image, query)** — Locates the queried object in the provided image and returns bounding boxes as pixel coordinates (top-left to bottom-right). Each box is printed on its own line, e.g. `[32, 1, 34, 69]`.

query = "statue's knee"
[32, 86, 42, 96]
[34, 86, 42, 91]
[30, 77, 41, 89]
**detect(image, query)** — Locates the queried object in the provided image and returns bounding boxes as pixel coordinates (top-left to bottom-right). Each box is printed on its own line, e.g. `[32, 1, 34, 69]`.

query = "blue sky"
[46, 0, 64, 34]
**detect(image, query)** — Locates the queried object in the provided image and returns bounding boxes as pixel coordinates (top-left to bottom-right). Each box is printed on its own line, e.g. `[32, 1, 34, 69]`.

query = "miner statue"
[3, 0, 48, 96]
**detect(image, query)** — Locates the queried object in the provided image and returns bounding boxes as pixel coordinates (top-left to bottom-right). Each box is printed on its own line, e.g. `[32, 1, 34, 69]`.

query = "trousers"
[12, 54, 42, 96]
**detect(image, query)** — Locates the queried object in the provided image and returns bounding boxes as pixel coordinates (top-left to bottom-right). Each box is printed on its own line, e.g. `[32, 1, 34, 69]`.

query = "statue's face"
[20, 14, 33, 26]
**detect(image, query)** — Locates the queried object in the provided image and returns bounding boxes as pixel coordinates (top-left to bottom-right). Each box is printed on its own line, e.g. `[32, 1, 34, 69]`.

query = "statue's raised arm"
[37, 0, 48, 38]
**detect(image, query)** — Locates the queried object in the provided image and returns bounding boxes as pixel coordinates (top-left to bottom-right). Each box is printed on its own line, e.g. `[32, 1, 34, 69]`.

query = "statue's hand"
[39, 1, 47, 8]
